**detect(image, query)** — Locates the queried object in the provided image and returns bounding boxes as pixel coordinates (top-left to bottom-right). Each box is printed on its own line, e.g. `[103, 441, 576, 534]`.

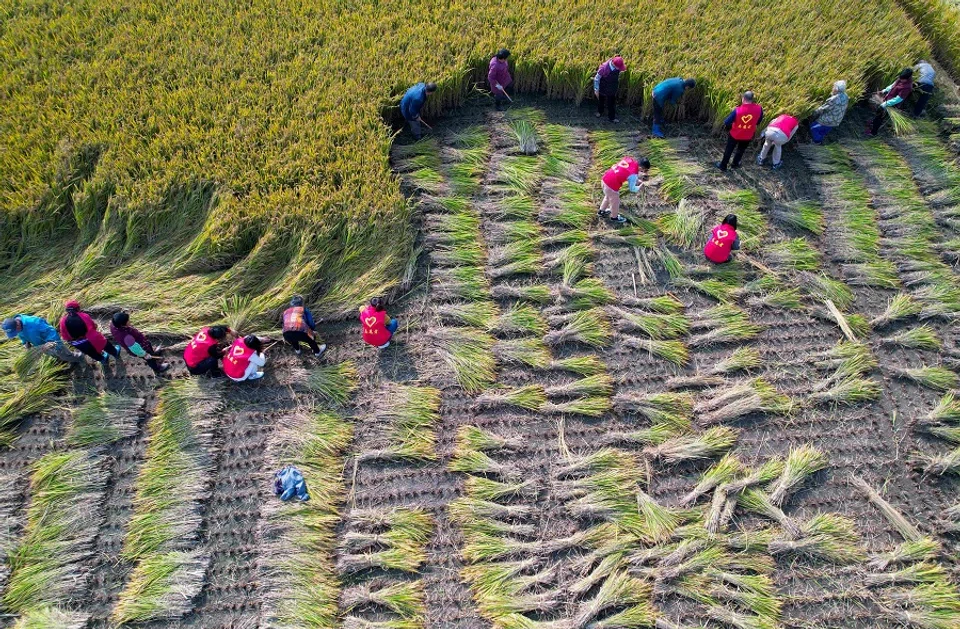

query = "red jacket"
[602, 157, 640, 190]
[730, 103, 763, 141]
[59, 311, 108, 353]
[704, 223, 738, 263]
[360, 306, 391, 347]
[184, 326, 220, 368]
[223, 337, 255, 379]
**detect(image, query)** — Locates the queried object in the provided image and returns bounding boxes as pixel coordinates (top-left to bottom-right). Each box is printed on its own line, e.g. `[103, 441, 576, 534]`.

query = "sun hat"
[612, 56, 626, 71]
[2, 317, 17, 339]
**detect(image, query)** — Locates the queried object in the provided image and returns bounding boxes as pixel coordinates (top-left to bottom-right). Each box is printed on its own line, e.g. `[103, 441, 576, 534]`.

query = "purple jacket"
[488, 57, 512, 94]
[110, 323, 154, 356]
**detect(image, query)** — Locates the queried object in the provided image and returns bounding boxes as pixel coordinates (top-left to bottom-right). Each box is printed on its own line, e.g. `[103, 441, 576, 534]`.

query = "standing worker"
[809, 81, 848, 144]
[913, 60, 935, 117]
[716, 91, 763, 172]
[183, 325, 234, 377]
[58, 300, 121, 366]
[597, 156, 651, 225]
[400, 81, 438, 140]
[282, 295, 327, 357]
[651, 77, 696, 138]
[594, 56, 626, 123]
[223, 334, 267, 382]
[867, 68, 913, 137]
[111, 311, 170, 374]
[2, 314, 79, 362]
[756, 114, 799, 170]
[704, 214, 740, 264]
[360, 297, 399, 349]
[488, 49, 513, 110]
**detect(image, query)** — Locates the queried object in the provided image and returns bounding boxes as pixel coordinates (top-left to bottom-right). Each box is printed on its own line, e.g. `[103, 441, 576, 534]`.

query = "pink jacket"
[488, 57, 512, 94]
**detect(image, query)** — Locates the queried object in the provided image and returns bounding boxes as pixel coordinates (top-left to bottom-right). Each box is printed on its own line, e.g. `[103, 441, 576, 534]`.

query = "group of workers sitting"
[2, 295, 401, 382]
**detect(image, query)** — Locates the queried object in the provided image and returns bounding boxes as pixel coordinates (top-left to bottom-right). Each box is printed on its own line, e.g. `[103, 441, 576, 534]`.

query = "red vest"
[183, 327, 218, 368]
[704, 223, 738, 263]
[601, 157, 640, 190]
[769, 114, 798, 138]
[360, 306, 390, 347]
[730, 103, 762, 141]
[223, 337, 255, 379]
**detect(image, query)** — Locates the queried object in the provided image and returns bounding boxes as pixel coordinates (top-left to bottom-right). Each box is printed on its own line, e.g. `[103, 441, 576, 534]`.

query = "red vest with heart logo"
[360, 305, 390, 347]
[704, 223, 738, 263]
[223, 337, 255, 380]
[730, 103, 762, 140]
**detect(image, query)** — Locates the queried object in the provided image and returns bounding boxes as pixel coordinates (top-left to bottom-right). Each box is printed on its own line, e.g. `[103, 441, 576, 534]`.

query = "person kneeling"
[223, 334, 267, 382]
[274, 465, 310, 502]
[704, 214, 740, 264]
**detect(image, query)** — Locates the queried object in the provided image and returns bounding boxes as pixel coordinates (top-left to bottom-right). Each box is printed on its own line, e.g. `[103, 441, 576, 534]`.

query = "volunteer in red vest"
[704, 214, 740, 264]
[58, 300, 121, 366]
[282, 295, 327, 357]
[594, 56, 626, 123]
[716, 91, 763, 172]
[360, 297, 399, 349]
[223, 334, 267, 382]
[183, 324, 233, 376]
[756, 114, 799, 171]
[598, 156, 651, 225]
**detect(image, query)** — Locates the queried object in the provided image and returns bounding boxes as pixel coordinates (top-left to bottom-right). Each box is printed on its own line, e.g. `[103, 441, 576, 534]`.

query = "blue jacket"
[13, 315, 62, 347]
[400, 83, 427, 121]
[275, 466, 310, 502]
[653, 78, 686, 105]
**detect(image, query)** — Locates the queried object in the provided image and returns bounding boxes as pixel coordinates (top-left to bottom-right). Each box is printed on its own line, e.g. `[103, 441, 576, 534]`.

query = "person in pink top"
[488, 49, 513, 111]
[597, 156, 650, 225]
[756, 114, 799, 170]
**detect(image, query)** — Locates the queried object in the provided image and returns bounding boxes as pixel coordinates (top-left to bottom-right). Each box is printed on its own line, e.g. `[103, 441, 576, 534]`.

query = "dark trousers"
[653, 99, 665, 125]
[597, 94, 616, 121]
[494, 84, 512, 110]
[73, 339, 119, 363]
[871, 108, 887, 135]
[720, 136, 751, 169]
[283, 330, 321, 353]
[187, 356, 222, 377]
[914, 83, 934, 116]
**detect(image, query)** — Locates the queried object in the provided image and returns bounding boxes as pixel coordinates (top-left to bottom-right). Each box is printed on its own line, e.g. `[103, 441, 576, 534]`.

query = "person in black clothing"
[594, 56, 626, 123]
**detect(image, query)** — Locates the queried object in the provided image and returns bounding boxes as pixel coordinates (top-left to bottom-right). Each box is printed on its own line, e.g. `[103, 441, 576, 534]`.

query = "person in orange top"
[716, 91, 763, 171]
[183, 325, 234, 376]
[703, 214, 740, 264]
[223, 334, 267, 382]
[360, 297, 399, 349]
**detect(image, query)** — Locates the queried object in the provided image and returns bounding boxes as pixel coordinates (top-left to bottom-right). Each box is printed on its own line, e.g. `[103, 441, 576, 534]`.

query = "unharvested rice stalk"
[305, 361, 359, 405]
[341, 580, 425, 619]
[870, 293, 922, 328]
[679, 454, 743, 506]
[476, 385, 547, 411]
[426, 327, 497, 393]
[548, 355, 606, 376]
[67, 392, 143, 448]
[850, 476, 922, 541]
[768, 513, 864, 563]
[881, 324, 942, 351]
[493, 338, 552, 369]
[621, 336, 689, 366]
[767, 445, 828, 506]
[890, 366, 959, 392]
[644, 426, 738, 463]
[545, 374, 614, 399]
[544, 309, 612, 348]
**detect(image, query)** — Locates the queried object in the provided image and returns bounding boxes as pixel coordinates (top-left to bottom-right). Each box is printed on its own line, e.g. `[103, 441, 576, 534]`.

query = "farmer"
[2, 314, 80, 362]
[704, 214, 740, 264]
[360, 297, 399, 349]
[400, 81, 437, 140]
[651, 77, 696, 137]
[809, 80, 848, 144]
[756, 114, 799, 170]
[488, 48, 513, 110]
[223, 334, 267, 382]
[110, 311, 170, 374]
[274, 465, 310, 502]
[867, 68, 913, 137]
[183, 324, 233, 377]
[913, 60, 935, 117]
[717, 91, 763, 172]
[594, 56, 626, 123]
[58, 300, 121, 366]
[597, 156, 651, 225]
[282, 295, 326, 357]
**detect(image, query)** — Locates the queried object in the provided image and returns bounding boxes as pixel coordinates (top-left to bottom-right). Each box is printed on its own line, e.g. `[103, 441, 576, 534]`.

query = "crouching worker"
[756, 114, 799, 170]
[361, 297, 398, 349]
[111, 312, 170, 374]
[2, 314, 80, 362]
[704, 214, 740, 264]
[183, 325, 233, 376]
[59, 300, 121, 366]
[274, 465, 309, 502]
[223, 334, 266, 382]
[282, 295, 327, 357]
